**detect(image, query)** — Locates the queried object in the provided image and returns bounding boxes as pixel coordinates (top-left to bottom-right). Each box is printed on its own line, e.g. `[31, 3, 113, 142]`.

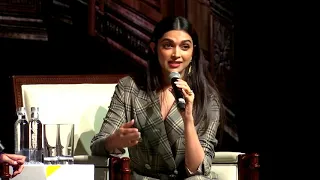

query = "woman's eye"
[181, 45, 190, 50]
[163, 44, 172, 49]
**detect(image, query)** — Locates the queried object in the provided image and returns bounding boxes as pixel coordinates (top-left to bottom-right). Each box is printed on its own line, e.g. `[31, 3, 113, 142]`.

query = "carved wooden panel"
[0, 0, 48, 40]
[117, 0, 163, 23]
[0, 0, 43, 17]
[187, 0, 211, 52]
[0, 0, 77, 40]
[95, 11, 149, 65]
[187, 0, 236, 145]
[211, 15, 234, 109]
[89, 0, 175, 66]
[205, 0, 234, 111]
[105, 0, 158, 34]
[49, 0, 73, 25]
[208, 0, 236, 143]
[211, 13, 236, 142]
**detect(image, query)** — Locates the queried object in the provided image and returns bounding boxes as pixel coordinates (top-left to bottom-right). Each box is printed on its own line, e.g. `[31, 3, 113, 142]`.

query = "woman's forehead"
[160, 30, 192, 43]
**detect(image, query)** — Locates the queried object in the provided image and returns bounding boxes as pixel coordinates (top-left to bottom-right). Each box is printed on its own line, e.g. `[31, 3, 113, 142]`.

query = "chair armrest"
[0, 163, 10, 180]
[74, 155, 131, 180]
[213, 152, 245, 163]
[74, 155, 109, 167]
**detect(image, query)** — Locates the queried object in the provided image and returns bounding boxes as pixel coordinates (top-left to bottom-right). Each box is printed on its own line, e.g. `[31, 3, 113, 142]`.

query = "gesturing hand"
[0, 153, 26, 178]
[107, 120, 140, 150]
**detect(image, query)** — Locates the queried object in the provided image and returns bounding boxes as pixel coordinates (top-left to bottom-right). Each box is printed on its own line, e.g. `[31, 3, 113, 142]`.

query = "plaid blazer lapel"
[166, 104, 185, 165]
[135, 89, 177, 171]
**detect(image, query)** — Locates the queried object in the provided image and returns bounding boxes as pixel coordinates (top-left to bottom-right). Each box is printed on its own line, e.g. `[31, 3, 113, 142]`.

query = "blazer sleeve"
[90, 79, 127, 156]
[188, 95, 220, 177]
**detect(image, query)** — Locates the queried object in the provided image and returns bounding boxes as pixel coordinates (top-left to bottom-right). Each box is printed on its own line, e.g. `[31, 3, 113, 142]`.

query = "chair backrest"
[12, 74, 127, 156]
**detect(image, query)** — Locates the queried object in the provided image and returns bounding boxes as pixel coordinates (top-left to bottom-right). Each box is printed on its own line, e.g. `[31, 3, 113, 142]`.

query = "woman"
[91, 16, 223, 180]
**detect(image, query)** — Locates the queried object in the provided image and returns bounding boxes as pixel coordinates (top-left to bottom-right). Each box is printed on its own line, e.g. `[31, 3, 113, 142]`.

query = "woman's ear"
[149, 42, 155, 53]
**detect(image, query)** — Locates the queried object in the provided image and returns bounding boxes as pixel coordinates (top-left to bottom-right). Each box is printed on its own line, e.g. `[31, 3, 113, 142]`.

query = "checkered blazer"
[91, 76, 220, 180]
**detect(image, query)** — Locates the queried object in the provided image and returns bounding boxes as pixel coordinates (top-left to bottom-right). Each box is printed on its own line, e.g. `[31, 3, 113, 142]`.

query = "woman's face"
[157, 30, 193, 79]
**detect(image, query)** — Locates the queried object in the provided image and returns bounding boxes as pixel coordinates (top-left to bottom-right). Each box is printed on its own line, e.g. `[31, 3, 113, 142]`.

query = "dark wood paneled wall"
[187, 0, 236, 144]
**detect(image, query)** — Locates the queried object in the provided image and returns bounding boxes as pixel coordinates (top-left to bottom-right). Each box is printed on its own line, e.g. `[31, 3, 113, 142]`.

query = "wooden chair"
[109, 157, 131, 180]
[0, 163, 10, 180]
[11, 74, 130, 180]
[238, 153, 260, 180]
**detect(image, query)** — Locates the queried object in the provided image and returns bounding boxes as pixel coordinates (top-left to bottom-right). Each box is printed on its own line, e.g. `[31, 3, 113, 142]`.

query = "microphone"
[169, 72, 185, 111]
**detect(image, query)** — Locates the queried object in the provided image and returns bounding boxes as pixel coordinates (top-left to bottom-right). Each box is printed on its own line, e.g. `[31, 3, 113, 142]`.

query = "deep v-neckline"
[159, 90, 176, 121]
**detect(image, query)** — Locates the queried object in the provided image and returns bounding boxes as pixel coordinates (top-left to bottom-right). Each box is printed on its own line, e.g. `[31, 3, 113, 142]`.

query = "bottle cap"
[31, 107, 39, 112]
[16, 107, 26, 115]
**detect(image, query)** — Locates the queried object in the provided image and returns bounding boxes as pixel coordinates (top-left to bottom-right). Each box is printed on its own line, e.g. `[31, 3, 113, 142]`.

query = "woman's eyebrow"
[160, 38, 192, 43]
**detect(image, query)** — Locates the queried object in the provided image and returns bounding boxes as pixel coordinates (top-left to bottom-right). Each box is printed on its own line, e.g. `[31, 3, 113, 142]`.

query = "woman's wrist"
[105, 135, 117, 152]
[183, 113, 194, 125]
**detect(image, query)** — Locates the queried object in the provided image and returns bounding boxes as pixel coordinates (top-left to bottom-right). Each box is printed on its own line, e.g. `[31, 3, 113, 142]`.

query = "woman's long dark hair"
[134, 16, 224, 143]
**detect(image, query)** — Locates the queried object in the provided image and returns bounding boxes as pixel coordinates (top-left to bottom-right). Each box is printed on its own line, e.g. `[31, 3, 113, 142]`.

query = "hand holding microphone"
[169, 72, 194, 115]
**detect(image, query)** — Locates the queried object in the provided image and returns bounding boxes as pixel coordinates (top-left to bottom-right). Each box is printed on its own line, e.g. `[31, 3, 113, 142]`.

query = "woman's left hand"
[170, 79, 194, 119]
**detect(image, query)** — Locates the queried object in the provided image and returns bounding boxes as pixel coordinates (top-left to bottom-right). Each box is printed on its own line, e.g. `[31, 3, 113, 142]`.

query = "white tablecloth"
[4, 164, 94, 180]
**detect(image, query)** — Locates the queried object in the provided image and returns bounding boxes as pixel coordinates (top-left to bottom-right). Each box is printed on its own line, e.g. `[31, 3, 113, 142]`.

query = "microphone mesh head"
[169, 72, 180, 80]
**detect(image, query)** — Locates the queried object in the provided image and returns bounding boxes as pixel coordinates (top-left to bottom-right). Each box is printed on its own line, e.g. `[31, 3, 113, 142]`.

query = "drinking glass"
[43, 123, 74, 164]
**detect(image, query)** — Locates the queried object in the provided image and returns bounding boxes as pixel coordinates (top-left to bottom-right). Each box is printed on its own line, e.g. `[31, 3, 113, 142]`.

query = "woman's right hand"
[105, 119, 140, 150]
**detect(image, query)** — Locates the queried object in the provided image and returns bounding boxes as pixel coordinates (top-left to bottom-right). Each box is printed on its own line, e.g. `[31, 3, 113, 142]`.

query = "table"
[6, 164, 94, 180]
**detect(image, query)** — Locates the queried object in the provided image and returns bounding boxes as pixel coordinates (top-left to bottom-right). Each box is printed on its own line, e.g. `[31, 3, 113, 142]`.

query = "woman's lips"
[168, 62, 181, 68]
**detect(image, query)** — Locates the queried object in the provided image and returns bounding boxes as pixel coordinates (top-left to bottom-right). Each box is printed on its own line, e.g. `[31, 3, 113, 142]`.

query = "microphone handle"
[171, 78, 186, 111]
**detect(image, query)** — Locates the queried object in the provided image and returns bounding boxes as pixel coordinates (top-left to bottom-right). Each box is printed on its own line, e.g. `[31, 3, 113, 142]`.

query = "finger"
[120, 119, 134, 128]
[17, 159, 25, 164]
[181, 89, 188, 97]
[12, 165, 24, 178]
[175, 79, 188, 86]
[21, 155, 26, 162]
[174, 83, 189, 90]
[176, 85, 192, 96]
[2, 155, 18, 166]
[177, 79, 185, 83]
[6, 154, 25, 161]
[128, 140, 139, 147]
[18, 164, 24, 173]
[120, 128, 139, 135]
[123, 131, 141, 141]
[182, 89, 194, 98]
